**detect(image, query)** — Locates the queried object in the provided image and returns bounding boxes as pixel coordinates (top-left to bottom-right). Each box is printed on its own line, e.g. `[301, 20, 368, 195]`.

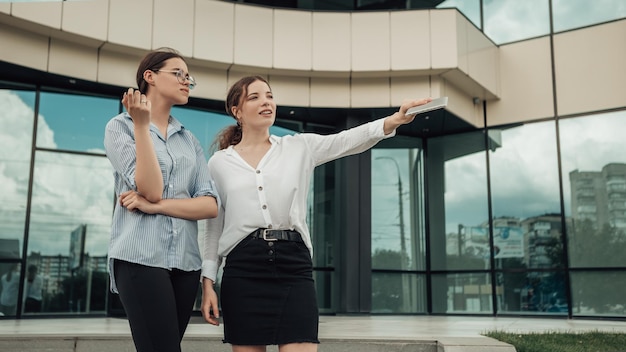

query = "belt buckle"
[262, 229, 278, 241]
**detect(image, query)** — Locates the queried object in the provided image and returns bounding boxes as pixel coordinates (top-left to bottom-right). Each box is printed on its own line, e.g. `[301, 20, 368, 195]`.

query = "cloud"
[0, 90, 113, 258]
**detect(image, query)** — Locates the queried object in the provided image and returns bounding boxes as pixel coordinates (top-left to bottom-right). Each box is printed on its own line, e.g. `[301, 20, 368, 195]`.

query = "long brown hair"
[135, 47, 186, 94]
[211, 75, 270, 151]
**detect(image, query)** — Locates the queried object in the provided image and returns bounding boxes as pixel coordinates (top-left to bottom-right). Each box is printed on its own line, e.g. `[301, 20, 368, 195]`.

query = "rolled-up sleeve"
[104, 114, 138, 191]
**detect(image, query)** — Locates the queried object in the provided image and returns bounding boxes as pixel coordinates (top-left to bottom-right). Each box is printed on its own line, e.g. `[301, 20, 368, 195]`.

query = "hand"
[201, 278, 220, 326]
[121, 88, 151, 128]
[397, 97, 433, 124]
[118, 190, 157, 214]
[383, 97, 433, 135]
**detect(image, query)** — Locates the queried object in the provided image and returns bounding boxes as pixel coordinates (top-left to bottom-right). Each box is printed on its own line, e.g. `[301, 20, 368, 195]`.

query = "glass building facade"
[0, 0, 625, 320]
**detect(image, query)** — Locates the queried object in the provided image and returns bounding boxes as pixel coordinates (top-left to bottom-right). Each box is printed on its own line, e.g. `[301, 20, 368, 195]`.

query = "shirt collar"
[122, 112, 185, 135]
[224, 135, 279, 156]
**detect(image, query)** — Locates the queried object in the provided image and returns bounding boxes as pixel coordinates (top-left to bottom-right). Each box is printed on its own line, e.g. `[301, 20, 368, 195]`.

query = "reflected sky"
[552, 0, 626, 32]
[371, 148, 418, 253]
[483, 0, 550, 44]
[439, 0, 625, 44]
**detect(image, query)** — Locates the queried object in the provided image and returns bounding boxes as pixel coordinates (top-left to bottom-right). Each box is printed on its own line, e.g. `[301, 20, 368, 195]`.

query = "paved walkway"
[1, 315, 626, 339]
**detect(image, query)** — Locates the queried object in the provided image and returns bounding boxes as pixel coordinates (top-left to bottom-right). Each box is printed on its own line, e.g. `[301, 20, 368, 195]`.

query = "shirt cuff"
[371, 117, 396, 138]
[202, 259, 218, 282]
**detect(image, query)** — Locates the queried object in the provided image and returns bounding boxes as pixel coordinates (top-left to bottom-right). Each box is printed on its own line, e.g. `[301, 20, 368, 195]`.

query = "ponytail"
[211, 124, 242, 153]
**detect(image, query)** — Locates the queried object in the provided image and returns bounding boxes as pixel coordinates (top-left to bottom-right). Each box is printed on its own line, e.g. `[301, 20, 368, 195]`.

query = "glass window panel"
[553, 0, 626, 33]
[372, 148, 425, 271]
[437, 0, 481, 29]
[431, 273, 492, 314]
[26, 151, 114, 314]
[371, 272, 426, 313]
[489, 122, 564, 269]
[37, 92, 119, 153]
[428, 132, 489, 271]
[307, 125, 346, 315]
[498, 271, 567, 315]
[571, 271, 626, 316]
[173, 106, 297, 160]
[171, 107, 233, 160]
[0, 89, 35, 260]
[314, 270, 336, 313]
[483, 0, 550, 44]
[559, 111, 626, 268]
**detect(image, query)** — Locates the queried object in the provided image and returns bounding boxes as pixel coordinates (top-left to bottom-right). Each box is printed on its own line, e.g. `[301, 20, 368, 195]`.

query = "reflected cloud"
[0, 90, 112, 258]
[552, 0, 626, 32]
[484, 0, 550, 44]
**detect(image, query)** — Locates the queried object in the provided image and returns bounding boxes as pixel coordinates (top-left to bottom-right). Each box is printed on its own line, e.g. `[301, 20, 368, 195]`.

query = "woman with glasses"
[104, 47, 218, 352]
[200, 75, 431, 352]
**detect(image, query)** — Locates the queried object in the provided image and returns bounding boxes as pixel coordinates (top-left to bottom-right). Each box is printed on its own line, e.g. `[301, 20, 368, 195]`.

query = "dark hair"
[211, 75, 270, 151]
[136, 47, 186, 94]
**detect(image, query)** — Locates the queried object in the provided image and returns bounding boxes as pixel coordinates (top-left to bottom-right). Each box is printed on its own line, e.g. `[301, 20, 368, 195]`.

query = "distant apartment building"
[570, 163, 626, 230]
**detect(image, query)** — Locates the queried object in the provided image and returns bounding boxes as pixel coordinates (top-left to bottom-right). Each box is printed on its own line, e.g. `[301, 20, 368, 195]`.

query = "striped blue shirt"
[104, 112, 217, 293]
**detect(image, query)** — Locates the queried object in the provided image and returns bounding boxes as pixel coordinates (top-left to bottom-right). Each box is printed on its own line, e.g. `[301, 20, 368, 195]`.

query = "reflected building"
[521, 215, 563, 269]
[26, 252, 108, 314]
[570, 163, 626, 230]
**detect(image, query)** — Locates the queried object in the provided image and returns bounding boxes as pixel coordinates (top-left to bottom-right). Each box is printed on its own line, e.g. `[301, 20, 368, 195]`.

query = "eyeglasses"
[154, 69, 196, 90]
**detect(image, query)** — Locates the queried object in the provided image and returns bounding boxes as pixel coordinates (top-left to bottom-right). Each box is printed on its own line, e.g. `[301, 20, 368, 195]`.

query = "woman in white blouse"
[200, 75, 431, 352]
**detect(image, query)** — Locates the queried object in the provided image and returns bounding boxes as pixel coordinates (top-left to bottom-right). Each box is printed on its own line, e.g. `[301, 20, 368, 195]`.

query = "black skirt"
[220, 232, 320, 346]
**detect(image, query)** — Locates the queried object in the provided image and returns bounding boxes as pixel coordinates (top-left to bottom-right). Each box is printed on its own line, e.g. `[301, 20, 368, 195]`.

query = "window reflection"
[37, 92, 119, 153]
[428, 132, 489, 271]
[371, 145, 425, 313]
[26, 151, 113, 314]
[437, 0, 481, 29]
[489, 122, 563, 270]
[553, 0, 626, 33]
[0, 263, 21, 316]
[498, 271, 567, 314]
[372, 273, 426, 313]
[483, 0, 550, 44]
[171, 107, 233, 160]
[432, 273, 493, 314]
[571, 271, 626, 316]
[0, 89, 35, 260]
[371, 148, 424, 271]
[559, 111, 626, 268]
[310, 160, 338, 313]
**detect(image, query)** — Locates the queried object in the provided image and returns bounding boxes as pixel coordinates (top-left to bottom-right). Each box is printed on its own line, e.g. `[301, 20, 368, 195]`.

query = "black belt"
[251, 228, 303, 242]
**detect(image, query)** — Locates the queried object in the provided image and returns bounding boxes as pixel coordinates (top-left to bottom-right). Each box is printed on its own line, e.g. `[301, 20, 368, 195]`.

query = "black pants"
[114, 260, 200, 352]
[24, 297, 42, 313]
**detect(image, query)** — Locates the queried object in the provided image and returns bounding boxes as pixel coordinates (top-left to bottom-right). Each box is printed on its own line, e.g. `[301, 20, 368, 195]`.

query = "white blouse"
[201, 117, 394, 281]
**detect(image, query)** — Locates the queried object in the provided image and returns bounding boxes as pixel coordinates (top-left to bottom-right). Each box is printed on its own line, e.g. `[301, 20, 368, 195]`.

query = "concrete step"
[0, 335, 515, 352]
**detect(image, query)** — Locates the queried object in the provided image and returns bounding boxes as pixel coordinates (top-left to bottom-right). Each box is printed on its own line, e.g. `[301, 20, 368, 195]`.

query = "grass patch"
[484, 330, 626, 352]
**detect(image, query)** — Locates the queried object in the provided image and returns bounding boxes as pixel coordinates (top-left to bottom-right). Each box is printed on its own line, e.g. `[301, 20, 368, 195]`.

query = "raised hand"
[121, 88, 151, 128]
